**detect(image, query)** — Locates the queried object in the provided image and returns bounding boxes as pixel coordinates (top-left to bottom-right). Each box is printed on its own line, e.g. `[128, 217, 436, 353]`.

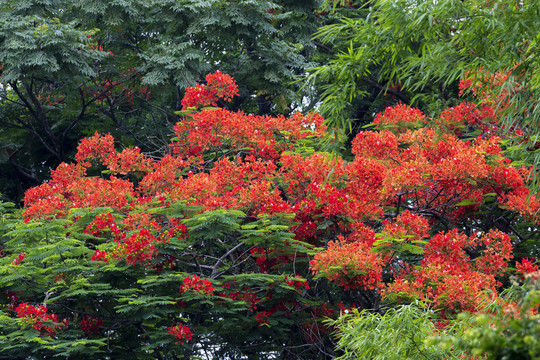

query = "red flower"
[310, 234, 383, 291]
[168, 323, 193, 344]
[181, 70, 238, 110]
[255, 310, 274, 327]
[81, 315, 104, 336]
[15, 303, 66, 336]
[11, 252, 25, 266]
[180, 275, 215, 296]
[516, 258, 539, 280]
[91, 250, 109, 262]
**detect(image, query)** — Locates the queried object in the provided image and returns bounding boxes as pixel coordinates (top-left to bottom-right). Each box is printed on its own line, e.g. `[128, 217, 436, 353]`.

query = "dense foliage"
[0, 71, 538, 359]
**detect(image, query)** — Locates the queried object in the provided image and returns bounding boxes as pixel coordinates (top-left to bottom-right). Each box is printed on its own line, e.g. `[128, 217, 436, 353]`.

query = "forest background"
[0, 0, 539, 359]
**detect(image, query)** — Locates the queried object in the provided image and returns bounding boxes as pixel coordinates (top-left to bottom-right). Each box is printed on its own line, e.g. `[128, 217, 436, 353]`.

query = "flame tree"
[0, 72, 538, 359]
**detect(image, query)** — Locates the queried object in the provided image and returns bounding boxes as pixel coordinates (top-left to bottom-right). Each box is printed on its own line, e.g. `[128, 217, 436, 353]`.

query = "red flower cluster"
[373, 103, 427, 133]
[172, 109, 326, 161]
[76, 132, 152, 174]
[180, 275, 215, 296]
[75, 132, 116, 167]
[91, 250, 108, 262]
[80, 315, 104, 336]
[112, 228, 163, 266]
[16, 303, 68, 336]
[84, 213, 119, 237]
[438, 102, 499, 136]
[384, 229, 513, 312]
[181, 71, 238, 110]
[255, 310, 274, 327]
[351, 130, 399, 161]
[310, 234, 383, 290]
[516, 258, 539, 280]
[11, 252, 25, 266]
[168, 323, 193, 344]
[375, 211, 430, 260]
[23, 169, 135, 221]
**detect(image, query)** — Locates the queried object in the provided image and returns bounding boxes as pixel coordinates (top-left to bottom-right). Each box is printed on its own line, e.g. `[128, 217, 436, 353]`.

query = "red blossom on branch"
[255, 310, 274, 327]
[15, 303, 67, 336]
[11, 252, 25, 266]
[168, 323, 193, 344]
[516, 258, 539, 280]
[373, 103, 427, 133]
[80, 315, 104, 336]
[180, 275, 215, 296]
[181, 70, 238, 110]
[310, 234, 383, 291]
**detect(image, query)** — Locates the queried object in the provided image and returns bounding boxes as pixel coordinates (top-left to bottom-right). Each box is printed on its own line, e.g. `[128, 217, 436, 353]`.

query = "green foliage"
[330, 304, 459, 360]
[0, 196, 18, 234]
[429, 278, 540, 360]
[184, 209, 244, 243]
[306, 0, 461, 136]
